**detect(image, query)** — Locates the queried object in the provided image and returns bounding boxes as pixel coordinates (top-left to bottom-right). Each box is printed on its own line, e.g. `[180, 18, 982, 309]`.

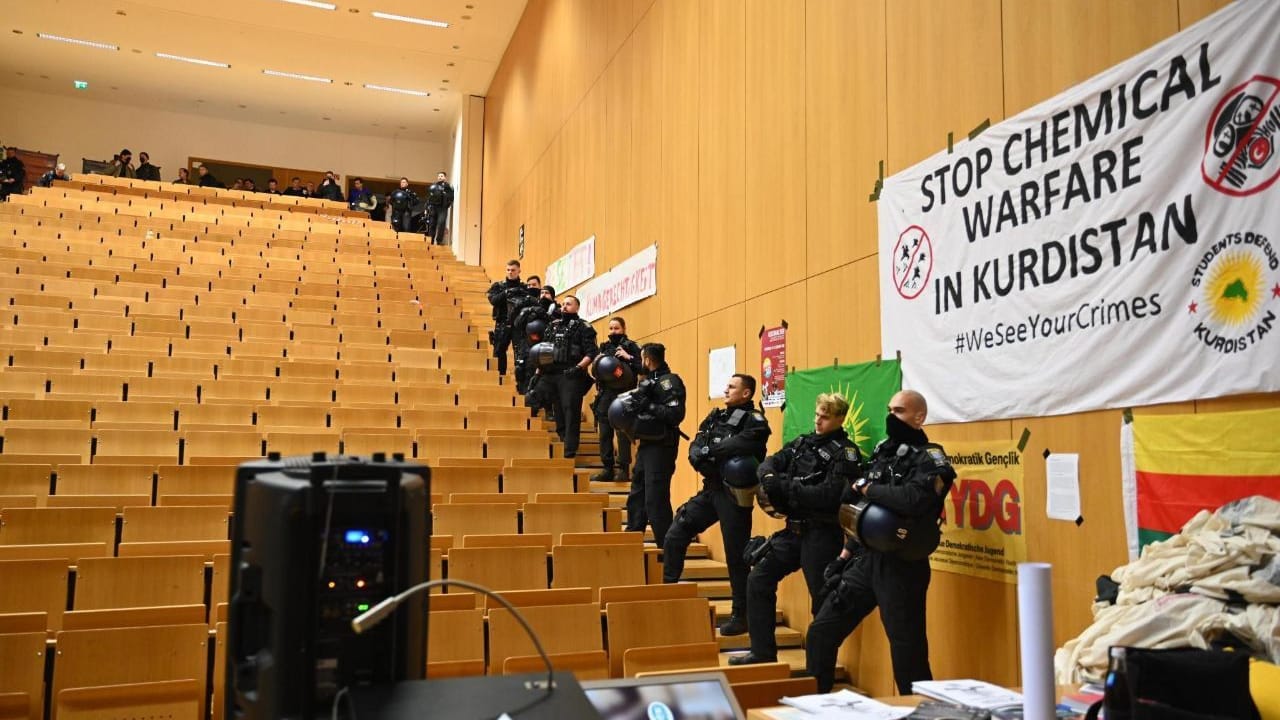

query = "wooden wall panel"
[658, 0, 701, 330]
[1178, 0, 1234, 27]
[604, 45, 635, 275]
[1002, 0, 1180, 115]
[696, 0, 748, 316]
[631, 8, 665, 257]
[806, 0, 887, 274]
[885, 0, 1005, 172]
[804, 258, 881, 370]
[744, 0, 807, 296]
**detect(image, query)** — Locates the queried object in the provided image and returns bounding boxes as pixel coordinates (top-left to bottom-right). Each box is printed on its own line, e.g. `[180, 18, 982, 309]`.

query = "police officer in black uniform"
[805, 389, 955, 694]
[730, 392, 861, 666]
[426, 171, 455, 246]
[540, 295, 598, 458]
[486, 260, 527, 378]
[389, 177, 419, 233]
[0, 147, 25, 201]
[664, 373, 771, 636]
[508, 276, 543, 394]
[623, 343, 687, 548]
[590, 316, 643, 482]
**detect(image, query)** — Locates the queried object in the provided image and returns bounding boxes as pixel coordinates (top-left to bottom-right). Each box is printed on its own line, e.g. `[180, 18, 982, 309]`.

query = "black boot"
[718, 615, 748, 637]
[590, 468, 615, 482]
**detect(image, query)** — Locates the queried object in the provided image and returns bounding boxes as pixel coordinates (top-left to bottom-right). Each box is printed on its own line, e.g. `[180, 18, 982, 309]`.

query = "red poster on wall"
[760, 325, 787, 408]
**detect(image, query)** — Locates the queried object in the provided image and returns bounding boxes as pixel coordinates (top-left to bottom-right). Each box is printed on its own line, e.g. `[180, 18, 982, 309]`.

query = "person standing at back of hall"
[315, 170, 344, 202]
[0, 147, 25, 200]
[426, 171, 454, 246]
[591, 317, 643, 482]
[624, 343, 687, 548]
[136, 152, 161, 181]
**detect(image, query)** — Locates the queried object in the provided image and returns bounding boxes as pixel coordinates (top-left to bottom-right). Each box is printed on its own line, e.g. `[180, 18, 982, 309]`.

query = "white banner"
[878, 0, 1280, 423]
[578, 244, 658, 322]
[545, 234, 596, 293]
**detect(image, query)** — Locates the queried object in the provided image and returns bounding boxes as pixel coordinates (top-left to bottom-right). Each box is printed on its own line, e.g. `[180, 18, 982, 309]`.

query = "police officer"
[664, 373, 770, 636]
[485, 260, 526, 378]
[804, 390, 955, 694]
[590, 317, 643, 482]
[509, 276, 543, 394]
[730, 392, 861, 666]
[389, 177, 419, 232]
[540, 295, 598, 458]
[426, 171, 455, 246]
[623, 343, 687, 549]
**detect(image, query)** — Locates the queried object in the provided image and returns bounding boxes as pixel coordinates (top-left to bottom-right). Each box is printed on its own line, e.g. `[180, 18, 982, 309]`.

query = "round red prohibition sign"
[892, 225, 933, 300]
[1201, 74, 1280, 197]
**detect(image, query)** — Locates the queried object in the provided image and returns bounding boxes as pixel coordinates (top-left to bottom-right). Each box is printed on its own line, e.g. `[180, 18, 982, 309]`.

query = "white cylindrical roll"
[1018, 562, 1056, 720]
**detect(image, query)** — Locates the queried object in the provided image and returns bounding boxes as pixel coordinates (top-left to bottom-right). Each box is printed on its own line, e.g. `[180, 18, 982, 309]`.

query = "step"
[681, 558, 728, 580]
[695, 580, 732, 599]
[588, 480, 631, 493]
[710, 599, 781, 623]
[716, 649, 849, 682]
[716, 624, 803, 651]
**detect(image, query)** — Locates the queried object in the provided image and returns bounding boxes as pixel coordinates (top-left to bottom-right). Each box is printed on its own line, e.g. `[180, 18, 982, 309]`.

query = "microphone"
[352, 578, 556, 693]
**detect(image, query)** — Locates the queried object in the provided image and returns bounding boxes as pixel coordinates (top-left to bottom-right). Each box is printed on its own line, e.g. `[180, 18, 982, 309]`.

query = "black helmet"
[607, 392, 638, 439]
[527, 342, 556, 368]
[839, 499, 933, 558]
[591, 354, 636, 391]
[720, 455, 760, 508]
[391, 188, 413, 208]
[526, 318, 548, 343]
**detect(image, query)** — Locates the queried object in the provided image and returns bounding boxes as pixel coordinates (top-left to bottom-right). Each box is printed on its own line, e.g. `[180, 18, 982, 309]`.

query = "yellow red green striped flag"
[1129, 407, 1280, 551]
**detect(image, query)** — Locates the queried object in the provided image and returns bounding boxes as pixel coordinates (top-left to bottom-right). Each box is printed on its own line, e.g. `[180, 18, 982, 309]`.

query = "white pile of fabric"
[1055, 495, 1280, 683]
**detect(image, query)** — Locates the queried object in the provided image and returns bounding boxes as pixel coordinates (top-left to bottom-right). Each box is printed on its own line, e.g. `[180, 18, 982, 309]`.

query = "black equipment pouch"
[742, 535, 772, 567]
[1085, 647, 1260, 720]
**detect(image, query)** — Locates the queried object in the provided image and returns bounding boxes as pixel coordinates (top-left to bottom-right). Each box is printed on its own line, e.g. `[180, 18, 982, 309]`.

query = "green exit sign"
[73, 80, 88, 90]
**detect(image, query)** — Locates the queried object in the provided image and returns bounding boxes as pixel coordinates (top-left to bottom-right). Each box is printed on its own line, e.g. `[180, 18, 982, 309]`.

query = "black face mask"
[609, 333, 625, 342]
[885, 412, 926, 445]
[539, 298, 553, 309]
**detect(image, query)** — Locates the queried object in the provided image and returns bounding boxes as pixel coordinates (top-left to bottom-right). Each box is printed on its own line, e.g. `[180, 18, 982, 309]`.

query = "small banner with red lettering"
[932, 440, 1027, 584]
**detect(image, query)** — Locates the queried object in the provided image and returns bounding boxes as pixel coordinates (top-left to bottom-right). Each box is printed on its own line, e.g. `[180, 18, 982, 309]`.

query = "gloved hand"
[760, 473, 782, 501]
[817, 555, 850, 607]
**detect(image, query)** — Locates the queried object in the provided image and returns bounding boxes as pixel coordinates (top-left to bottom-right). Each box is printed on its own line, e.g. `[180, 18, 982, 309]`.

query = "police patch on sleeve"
[660, 378, 673, 390]
[845, 448, 859, 462]
[752, 412, 766, 423]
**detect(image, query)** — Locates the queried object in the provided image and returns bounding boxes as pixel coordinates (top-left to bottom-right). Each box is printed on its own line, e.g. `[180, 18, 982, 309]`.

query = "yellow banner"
[930, 440, 1027, 585]
[1133, 407, 1280, 477]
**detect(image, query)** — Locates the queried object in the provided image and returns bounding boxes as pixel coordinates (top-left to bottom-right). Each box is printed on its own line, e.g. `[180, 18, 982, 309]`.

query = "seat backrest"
[431, 503, 518, 544]
[559, 531, 644, 546]
[425, 608, 484, 666]
[429, 466, 500, 495]
[502, 650, 610, 680]
[57, 678, 201, 720]
[461, 533, 552, 550]
[120, 506, 229, 543]
[604, 598, 714, 678]
[523, 503, 603, 541]
[156, 465, 236, 495]
[0, 465, 52, 497]
[61, 604, 206, 631]
[485, 434, 551, 460]
[552, 544, 645, 598]
[54, 465, 154, 496]
[0, 631, 46, 720]
[0, 558, 69, 632]
[416, 430, 483, 459]
[487, 603, 602, 674]
[636, 661, 792, 683]
[731, 677, 819, 710]
[51, 623, 208, 720]
[73, 555, 205, 610]
[445, 546, 547, 601]
[501, 466, 575, 495]
[0, 507, 116, 547]
[621, 641, 721, 678]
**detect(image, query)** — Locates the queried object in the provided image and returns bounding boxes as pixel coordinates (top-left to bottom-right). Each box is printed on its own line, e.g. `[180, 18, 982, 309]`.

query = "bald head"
[889, 390, 928, 429]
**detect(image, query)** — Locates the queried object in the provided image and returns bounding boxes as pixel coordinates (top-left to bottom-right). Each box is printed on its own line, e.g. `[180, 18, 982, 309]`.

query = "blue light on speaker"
[344, 529, 371, 544]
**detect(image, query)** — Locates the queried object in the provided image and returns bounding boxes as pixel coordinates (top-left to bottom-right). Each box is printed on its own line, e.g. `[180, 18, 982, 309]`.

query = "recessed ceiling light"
[322, 116, 331, 121]
[446, 62, 454, 67]
[156, 52, 230, 68]
[12, 30, 23, 35]
[433, 108, 440, 112]
[281, 0, 337, 9]
[115, 10, 127, 16]
[16, 71, 24, 76]
[263, 69, 332, 83]
[37, 33, 118, 51]
[363, 83, 429, 97]
[370, 11, 449, 28]
[452, 45, 460, 50]
[238, 104, 247, 108]
[399, 126, 407, 130]
[348, 7, 360, 12]
[461, 15, 471, 20]
[131, 48, 141, 53]
[439, 87, 446, 90]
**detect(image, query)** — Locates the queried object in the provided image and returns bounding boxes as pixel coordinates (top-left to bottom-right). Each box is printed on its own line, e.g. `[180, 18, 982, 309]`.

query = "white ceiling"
[0, 0, 527, 140]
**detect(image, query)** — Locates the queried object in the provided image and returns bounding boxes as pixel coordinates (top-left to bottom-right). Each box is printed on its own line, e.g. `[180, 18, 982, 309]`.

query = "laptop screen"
[582, 673, 744, 720]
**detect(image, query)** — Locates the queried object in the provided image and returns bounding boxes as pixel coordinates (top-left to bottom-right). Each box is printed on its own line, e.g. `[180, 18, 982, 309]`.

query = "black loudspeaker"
[226, 453, 430, 719]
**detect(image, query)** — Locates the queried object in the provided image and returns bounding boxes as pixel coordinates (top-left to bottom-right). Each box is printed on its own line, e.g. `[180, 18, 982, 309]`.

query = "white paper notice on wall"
[708, 346, 736, 399]
[1046, 453, 1081, 522]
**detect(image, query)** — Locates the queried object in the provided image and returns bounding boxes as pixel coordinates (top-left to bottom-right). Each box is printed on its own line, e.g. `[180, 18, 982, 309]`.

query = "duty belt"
[785, 517, 836, 534]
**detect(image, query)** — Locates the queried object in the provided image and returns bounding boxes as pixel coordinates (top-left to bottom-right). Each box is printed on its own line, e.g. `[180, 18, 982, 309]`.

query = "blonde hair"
[815, 392, 850, 418]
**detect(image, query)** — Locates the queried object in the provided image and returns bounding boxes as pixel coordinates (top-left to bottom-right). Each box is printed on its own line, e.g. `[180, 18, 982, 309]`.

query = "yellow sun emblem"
[830, 383, 872, 449]
[1204, 251, 1265, 326]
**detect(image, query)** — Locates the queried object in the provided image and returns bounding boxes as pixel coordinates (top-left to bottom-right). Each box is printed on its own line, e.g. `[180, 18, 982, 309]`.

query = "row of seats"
[72, 173, 355, 211]
[2, 400, 528, 428]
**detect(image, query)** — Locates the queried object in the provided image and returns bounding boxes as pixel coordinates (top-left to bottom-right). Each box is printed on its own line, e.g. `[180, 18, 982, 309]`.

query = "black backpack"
[1085, 647, 1260, 720]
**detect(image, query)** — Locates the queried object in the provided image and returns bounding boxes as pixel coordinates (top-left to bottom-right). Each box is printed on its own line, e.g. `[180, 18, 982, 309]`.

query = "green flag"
[781, 360, 902, 455]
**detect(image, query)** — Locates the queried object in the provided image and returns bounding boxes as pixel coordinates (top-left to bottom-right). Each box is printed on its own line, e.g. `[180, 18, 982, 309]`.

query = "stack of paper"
[909, 681, 1023, 711]
[776, 689, 915, 719]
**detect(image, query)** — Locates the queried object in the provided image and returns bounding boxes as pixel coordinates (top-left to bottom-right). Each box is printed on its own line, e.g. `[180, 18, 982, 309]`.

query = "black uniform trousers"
[544, 370, 589, 456]
[804, 551, 932, 694]
[624, 440, 678, 548]
[596, 394, 631, 474]
[663, 480, 752, 616]
[391, 208, 415, 233]
[491, 328, 512, 376]
[430, 206, 450, 245]
[513, 338, 533, 394]
[745, 524, 843, 660]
